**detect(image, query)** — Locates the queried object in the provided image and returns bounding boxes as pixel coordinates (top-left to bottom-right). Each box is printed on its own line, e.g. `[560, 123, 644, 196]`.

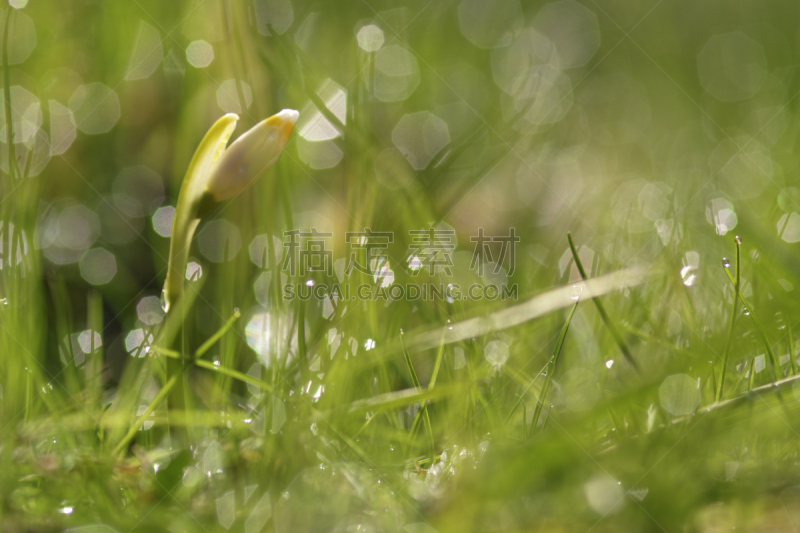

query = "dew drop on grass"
[680, 251, 700, 286]
[570, 284, 583, 300]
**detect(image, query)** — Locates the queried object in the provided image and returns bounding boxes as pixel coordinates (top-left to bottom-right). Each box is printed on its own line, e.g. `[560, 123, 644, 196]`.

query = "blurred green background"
[3, 0, 800, 531]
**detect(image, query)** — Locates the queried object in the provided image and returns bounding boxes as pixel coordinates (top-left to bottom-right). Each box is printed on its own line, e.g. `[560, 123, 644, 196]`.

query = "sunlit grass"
[2, 1, 800, 531]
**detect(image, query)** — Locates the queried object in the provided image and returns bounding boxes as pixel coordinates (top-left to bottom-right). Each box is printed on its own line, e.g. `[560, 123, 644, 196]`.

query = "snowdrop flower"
[162, 109, 298, 312]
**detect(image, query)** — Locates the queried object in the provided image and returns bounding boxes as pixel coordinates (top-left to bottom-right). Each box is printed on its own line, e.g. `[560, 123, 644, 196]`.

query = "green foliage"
[2, 0, 800, 531]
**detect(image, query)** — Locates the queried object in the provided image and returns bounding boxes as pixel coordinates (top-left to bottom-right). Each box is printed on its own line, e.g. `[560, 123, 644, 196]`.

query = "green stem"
[567, 233, 640, 374]
[716, 236, 740, 401]
[789, 321, 798, 376]
[195, 359, 273, 393]
[114, 372, 181, 457]
[400, 330, 434, 456]
[530, 299, 579, 434]
[503, 358, 550, 425]
[3, 8, 19, 182]
[722, 261, 780, 381]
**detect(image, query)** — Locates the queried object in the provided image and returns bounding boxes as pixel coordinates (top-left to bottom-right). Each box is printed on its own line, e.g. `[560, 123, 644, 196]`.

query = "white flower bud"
[206, 108, 299, 202]
[162, 109, 298, 312]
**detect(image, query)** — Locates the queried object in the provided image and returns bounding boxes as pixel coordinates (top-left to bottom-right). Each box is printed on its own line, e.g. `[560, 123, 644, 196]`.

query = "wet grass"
[3, 1, 800, 532]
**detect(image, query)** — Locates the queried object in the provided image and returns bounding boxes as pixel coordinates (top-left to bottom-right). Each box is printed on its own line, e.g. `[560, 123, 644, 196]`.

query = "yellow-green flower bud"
[162, 109, 298, 313]
[206, 109, 299, 202]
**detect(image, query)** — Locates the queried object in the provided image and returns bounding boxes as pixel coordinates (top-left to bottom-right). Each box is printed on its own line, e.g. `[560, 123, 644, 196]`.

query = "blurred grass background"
[3, 0, 800, 531]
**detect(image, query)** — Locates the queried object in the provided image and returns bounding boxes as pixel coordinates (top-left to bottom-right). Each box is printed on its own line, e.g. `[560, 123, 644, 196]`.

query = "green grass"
[3, 0, 800, 531]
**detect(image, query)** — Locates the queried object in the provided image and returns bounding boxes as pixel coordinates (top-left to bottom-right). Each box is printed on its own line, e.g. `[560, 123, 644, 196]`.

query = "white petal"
[206, 109, 298, 202]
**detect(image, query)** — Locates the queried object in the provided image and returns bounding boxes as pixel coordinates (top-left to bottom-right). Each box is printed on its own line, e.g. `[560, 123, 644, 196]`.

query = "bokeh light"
[69, 83, 121, 134]
[0, 10, 35, 64]
[697, 31, 767, 101]
[136, 295, 164, 326]
[216, 79, 253, 113]
[356, 24, 384, 52]
[125, 328, 153, 357]
[458, 0, 522, 49]
[778, 213, 800, 243]
[375, 45, 419, 102]
[254, 0, 294, 36]
[126, 21, 162, 80]
[113, 166, 164, 217]
[659, 374, 701, 416]
[186, 40, 214, 68]
[41, 204, 100, 265]
[532, 0, 600, 69]
[198, 219, 242, 263]
[392, 111, 450, 170]
[79, 248, 117, 285]
[48, 100, 76, 155]
[152, 206, 175, 237]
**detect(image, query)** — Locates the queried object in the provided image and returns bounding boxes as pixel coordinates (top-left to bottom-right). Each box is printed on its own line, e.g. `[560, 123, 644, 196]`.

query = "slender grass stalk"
[345, 383, 466, 415]
[116, 310, 242, 454]
[400, 330, 435, 456]
[153, 347, 276, 395]
[503, 358, 550, 425]
[716, 236, 741, 401]
[521, 402, 528, 440]
[195, 309, 241, 358]
[194, 360, 274, 393]
[3, 8, 19, 182]
[427, 329, 447, 391]
[219, 0, 250, 128]
[156, 110, 296, 443]
[789, 321, 798, 376]
[86, 291, 104, 410]
[567, 233, 640, 374]
[722, 257, 780, 382]
[530, 299, 579, 434]
[114, 372, 181, 457]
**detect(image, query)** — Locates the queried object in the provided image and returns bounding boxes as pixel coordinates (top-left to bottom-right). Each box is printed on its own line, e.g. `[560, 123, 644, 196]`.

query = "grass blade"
[721, 251, 780, 382]
[567, 233, 640, 374]
[400, 330, 435, 455]
[399, 264, 652, 355]
[530, 299, 579, 434]
[716, 236, 741, 401]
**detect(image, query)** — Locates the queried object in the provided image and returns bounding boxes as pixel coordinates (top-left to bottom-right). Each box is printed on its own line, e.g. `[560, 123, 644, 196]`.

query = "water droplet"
[570, 284, 583, 300]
